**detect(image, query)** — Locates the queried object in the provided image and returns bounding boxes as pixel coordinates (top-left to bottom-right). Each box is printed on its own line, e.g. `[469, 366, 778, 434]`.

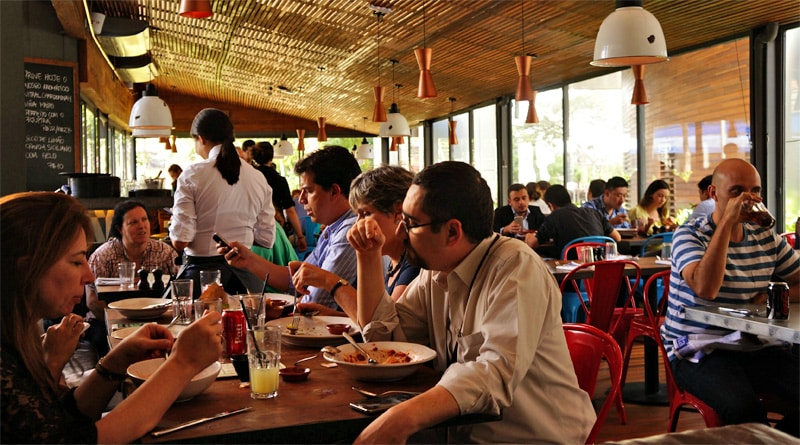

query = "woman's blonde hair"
[0, 192, 92, 395]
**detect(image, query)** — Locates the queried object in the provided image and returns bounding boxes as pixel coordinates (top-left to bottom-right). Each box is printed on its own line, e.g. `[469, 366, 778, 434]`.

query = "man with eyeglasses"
[343, 161, 595, 444]
[582, 176, 631, 228]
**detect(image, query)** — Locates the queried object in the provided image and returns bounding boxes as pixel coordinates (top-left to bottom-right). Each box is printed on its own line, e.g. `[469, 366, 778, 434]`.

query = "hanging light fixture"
[356, 117, 374, 160]
[317, 66, 328, 141]
[514, 0, 533, 102]
[296, 129, 306, 153]
[132, 127, 171, 138]
[525, 90, 539, 123]
[448, 97, 458, 146]
[171, 134, 177, 153]
[129, 83, 173, 136]
[275, 133, 294, 158]
[379, 61, 411, 137]
[591, 0, 668, 105]
[179, 0, 213, 19]
[390, 136, 403, 152]
[370, 5, 389, 122]
[415, 0, 436, 98]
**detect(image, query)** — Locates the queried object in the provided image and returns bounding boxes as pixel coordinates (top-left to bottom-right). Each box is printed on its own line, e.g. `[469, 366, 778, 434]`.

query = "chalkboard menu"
[24, 58, 78, 192]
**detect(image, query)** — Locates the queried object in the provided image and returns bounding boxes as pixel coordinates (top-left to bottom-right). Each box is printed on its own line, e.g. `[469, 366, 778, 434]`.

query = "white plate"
[265, 315, 359, 348]
[108, 298, 172, 320]
[111, 326, 140, 340]
[323, 341, 437, 382]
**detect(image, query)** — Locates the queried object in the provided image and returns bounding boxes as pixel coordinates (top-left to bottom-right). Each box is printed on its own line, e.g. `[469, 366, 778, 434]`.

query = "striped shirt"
[661, 216, 799, 362]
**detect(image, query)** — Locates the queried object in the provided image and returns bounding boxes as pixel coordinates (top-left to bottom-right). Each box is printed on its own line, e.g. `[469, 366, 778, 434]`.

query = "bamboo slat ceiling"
[70, 0, 799, 135]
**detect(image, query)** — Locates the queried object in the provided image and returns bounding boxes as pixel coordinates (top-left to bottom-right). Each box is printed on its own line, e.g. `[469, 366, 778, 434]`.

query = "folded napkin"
[655, 259, 671, 265]
[556, 262, 581, 271]
[95, 277, 126, 285]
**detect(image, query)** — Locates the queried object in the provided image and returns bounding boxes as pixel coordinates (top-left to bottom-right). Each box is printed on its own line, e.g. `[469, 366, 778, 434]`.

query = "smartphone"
[212, 232, 238, 257]
[349, 393, 416, 415]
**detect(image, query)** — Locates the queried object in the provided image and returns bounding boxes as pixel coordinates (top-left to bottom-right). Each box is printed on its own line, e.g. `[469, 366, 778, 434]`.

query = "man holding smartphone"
[344, 162, 595, 444]
[221, 146, 361, 312]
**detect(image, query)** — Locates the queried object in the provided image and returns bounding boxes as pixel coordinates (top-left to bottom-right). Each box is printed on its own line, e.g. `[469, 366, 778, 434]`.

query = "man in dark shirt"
[525, 184, 620, 259]
[493, 183, 545, 239]
[249, 141, 306, 252]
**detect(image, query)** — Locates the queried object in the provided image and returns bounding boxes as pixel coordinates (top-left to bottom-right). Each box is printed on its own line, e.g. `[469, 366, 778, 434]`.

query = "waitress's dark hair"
[109, 200, 147, 239]
[190, 108, 240, 185]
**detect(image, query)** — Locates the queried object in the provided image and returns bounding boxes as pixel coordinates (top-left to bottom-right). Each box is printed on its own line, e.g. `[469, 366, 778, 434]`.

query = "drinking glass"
[605, 241, 618, 260]
[194, 298, 223, 320]
[171, 279, 194, 325]
[241, 293, 266, 329]
[248, 326, 281, 399]
[578, 246, 595, 264]
[661, 242, 672, 259]
[118, 261, 136, 288]
[741, 201, 776, 229]
[200, 269, 222, 291]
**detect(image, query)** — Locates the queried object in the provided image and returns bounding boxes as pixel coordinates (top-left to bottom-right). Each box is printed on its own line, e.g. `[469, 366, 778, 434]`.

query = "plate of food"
[108, 298, 172, 320]
[265, 315, 359, 348]
[323, 341, 437, 382]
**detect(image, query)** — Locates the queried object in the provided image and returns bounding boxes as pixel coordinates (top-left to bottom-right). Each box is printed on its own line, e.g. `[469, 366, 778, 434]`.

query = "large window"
[567, 72, 637, 205]
[473, 104, 498, 206]
[644, 38, 750, 223]
[511, 89, 565, 190]
[431, 119, 449, 163]
[783, 26, 799, 232]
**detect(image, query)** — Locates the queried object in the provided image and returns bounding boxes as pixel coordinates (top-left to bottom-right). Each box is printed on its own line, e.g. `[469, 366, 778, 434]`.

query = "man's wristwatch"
[330, 278, 349, 296]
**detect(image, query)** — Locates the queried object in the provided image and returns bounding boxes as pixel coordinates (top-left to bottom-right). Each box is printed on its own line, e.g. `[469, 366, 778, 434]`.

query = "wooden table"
[545, 256, 669, 282]
[684, 305, 800, 343]
[105, 309, 493, 443]
[616, 234, 648, 256]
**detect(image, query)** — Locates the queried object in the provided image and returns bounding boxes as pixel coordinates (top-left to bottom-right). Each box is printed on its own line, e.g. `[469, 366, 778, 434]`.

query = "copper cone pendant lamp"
[371, 7, 388, 122]
[630, 65, 648, 104]
[171, 135, 177, 153]
[179, 0, 213, 19]
[390, 136, 403, 152]
[448, 97, 458, 145]
[515, 55, 533, 102]
[415, 0, 436, 98]
[525, 91, 539, 124]
[317, 117, 327, 142]
[373, 86, 387, 122]
[296, 129, 306, 152]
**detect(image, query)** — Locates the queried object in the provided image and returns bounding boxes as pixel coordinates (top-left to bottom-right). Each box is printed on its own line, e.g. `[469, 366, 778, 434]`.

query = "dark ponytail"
[190, 108, 240, 185]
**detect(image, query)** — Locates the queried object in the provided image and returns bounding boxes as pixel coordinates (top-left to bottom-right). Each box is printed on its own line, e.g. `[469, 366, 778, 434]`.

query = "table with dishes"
[104, 298, 497, 443]
[683, 304, 800, 343]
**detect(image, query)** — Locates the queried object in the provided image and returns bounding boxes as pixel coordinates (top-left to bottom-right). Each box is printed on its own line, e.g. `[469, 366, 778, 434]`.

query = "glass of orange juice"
[247, 326, 281, 399]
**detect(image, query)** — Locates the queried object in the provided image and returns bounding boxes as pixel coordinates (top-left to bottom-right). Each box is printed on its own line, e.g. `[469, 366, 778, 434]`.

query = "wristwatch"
[330, 278, 349, 296]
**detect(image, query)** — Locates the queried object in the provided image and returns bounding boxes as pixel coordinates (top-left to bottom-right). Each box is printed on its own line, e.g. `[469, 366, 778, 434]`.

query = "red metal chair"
[626, 270, 722, 432]
[559, 260, 642, 425]
[563, 323, 624, 444]
[779, 232, 797, 249]
[560, 242, 606, 323]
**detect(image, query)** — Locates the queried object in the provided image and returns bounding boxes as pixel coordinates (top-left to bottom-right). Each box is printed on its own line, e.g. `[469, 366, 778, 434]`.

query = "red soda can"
[222, 309, 247, 356]
[766, 282, 789, 320]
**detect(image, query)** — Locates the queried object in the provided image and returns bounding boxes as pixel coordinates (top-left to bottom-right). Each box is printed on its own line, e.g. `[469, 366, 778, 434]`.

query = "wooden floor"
[593, 340, 707, 443]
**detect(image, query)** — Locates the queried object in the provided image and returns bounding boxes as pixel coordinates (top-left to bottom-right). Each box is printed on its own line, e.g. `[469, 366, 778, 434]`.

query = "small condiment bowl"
[325, 323, 351, 335]
[279, 366, 311, 382]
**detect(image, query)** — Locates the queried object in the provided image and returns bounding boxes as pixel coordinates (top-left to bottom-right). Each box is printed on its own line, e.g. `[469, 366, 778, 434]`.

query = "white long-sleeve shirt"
[170, 145, 275, 256]
[363, 235, 595, 444]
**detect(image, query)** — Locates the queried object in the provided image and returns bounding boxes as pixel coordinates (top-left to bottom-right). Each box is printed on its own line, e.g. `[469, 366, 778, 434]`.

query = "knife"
[151, 406, 252, 437]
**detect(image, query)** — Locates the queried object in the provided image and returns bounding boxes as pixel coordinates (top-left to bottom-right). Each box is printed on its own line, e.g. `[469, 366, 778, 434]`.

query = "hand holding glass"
[171, 279, 194, 325]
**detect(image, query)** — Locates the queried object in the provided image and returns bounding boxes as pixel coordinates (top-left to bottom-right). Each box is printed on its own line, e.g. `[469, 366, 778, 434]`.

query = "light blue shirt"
[689, 198, 715, 221]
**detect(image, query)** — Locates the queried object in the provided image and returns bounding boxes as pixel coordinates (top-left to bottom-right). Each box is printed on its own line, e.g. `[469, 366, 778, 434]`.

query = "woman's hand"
[101, 323, 177, 374]
[347, 218, 385, 254]
[42, 313, 85, 379]
[169, 312, 223, 373]
[288, 261, 335, 296]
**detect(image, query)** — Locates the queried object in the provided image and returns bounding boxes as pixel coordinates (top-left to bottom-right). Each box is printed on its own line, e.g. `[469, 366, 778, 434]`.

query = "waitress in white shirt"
[169, 108, 275, 297]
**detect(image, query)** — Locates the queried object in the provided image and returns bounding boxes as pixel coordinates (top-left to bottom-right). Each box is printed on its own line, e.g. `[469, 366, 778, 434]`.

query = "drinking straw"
[238, 294, 263, 358]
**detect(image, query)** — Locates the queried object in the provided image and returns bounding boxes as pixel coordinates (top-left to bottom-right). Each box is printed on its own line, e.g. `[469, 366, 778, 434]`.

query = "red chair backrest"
[780, 232, 797, 249]
[563, 323, 623, 444]
[641, 269, 670, 330]
[562, 242, 605, 261]
[560, 260, 641, 334]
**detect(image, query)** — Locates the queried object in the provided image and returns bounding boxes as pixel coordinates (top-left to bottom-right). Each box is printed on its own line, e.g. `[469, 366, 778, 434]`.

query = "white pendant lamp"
[132, 127, 171, 138]
[591, 0, 668, 67]
[355, 118, 373, 160]
[379, 62, 411, 138]
[275, 133, 294, 158]
[129, 83, 173, 135]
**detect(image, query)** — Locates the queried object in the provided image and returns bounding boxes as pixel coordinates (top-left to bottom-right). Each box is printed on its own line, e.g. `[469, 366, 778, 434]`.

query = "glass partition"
[783, 26, 799, 233]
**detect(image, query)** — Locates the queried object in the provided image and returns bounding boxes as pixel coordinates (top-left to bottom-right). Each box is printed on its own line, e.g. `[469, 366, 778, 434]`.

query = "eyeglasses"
[400, 215, 444, 232]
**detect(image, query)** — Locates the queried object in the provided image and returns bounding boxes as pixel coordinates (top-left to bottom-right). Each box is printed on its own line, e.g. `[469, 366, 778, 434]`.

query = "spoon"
[342, 331, 377, 365]
[351, 386, 420, 398]
[294, 345, 340, 366]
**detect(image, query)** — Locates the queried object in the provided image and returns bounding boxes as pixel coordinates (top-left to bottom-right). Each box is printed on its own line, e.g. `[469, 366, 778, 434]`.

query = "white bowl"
[323, 341, 437, 382]
[127, 358, 221, 402]
[108, 298, 171, 320]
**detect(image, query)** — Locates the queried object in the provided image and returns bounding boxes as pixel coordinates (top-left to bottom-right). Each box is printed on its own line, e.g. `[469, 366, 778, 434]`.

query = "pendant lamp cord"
[422, 0, 427, 48]
[520, 0, 525, 55]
